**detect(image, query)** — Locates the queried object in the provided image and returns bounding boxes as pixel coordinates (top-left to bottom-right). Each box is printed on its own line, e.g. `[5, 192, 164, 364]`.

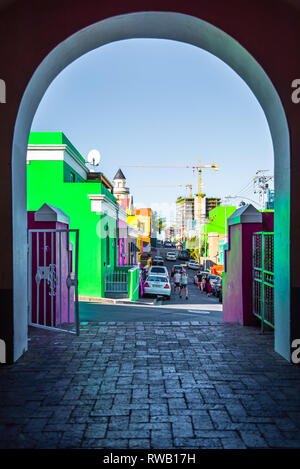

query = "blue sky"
[31, 38, 274, 225]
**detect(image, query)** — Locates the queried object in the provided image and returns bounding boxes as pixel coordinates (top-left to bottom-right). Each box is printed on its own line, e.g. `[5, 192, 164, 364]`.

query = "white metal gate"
[28, 229, 80, 335]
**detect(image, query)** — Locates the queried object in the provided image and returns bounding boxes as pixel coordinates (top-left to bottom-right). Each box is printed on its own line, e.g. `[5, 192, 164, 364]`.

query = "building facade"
[27, 132, 137, 299]
[176, 197, 194, 239]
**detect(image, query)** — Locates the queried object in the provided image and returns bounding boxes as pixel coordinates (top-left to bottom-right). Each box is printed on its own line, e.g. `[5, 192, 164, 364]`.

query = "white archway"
[13, 11, 290, 360]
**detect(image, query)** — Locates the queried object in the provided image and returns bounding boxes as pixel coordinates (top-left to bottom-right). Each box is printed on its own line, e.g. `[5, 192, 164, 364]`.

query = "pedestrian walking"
[173, 271, 181, 295]
[205, 274, 212, 297]
[196, 270, 203, 291]
[180, 270, 188, 299]
[202, 274, 206, 292]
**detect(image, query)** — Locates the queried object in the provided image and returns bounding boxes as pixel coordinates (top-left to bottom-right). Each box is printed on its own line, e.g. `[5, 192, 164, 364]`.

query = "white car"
[143, 275, 171, 298]
[166, 251, 177, 261]
[148, 265, 169, 279]
[152, 256, 164, 266]
[187, 259, 200, 270]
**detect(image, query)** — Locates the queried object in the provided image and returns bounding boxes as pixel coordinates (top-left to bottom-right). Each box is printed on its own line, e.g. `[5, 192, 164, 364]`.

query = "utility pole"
[253, 170, 274, 210]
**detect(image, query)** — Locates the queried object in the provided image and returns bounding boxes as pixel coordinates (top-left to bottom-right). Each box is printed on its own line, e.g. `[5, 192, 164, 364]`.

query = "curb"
[79, 296, 154, 306]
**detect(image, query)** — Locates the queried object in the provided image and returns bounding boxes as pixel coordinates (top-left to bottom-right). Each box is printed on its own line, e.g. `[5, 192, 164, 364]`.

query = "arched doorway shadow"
[13, 12, 290, 360]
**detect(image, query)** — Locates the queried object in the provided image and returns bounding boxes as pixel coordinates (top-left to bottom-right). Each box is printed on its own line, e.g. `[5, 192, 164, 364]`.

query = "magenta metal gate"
[28, 229, 79, 335]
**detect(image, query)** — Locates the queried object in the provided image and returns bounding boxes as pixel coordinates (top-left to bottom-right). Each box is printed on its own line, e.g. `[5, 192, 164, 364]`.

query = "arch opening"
[13, 11, 290, 361]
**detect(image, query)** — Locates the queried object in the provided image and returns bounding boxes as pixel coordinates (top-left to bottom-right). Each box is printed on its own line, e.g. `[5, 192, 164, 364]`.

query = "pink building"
[223, 205, 274, 326]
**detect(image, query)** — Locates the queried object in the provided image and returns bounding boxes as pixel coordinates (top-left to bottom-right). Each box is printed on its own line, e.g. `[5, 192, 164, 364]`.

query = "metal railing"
[104, 270, 128, 294]
[252, 232, 274, 332]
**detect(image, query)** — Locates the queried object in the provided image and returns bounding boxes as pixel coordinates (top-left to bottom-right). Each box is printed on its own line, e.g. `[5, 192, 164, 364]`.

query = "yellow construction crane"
[124, 161, 219, 219]
[194, 159, 219, 220]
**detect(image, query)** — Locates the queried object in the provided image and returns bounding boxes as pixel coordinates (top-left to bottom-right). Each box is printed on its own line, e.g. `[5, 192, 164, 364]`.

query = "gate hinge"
[66, 274, 78, 289]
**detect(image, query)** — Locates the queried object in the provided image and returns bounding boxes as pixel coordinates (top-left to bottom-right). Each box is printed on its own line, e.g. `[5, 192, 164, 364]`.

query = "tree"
[200, 239, 208, 257]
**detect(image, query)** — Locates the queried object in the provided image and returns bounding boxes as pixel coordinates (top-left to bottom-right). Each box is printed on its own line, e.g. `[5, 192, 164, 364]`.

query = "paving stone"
[192, 412, 214, 430]
[150, 436, 173, 449]
[130, 410, 149, 423]
[84, 423, 107, 438]
[174, 437, 222, 448]
[107, 430, 150, 439]
[150, 404, 168, 415]
[221, 436, 247, 449]
[129, 439, 151, 449]
[0, 321, 300, 449]
[23, 418, 49, 432]
[240, 431, 269, 448]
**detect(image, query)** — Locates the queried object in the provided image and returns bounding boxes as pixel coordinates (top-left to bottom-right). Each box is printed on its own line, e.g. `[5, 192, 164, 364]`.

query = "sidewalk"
[0, 321, 299, 449]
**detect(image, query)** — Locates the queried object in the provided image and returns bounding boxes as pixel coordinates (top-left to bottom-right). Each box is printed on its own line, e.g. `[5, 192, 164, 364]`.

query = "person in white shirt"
[173, 271, 181, 294]
[179, 270, 188, 299]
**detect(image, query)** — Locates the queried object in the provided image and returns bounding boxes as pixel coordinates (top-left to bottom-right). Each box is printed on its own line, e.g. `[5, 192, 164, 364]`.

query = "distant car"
[143, 275, 171, 298]
[152, 256, 164, 266]
[166, 251, 177, 261]
[148, 265, 169, 279]
[164, 241, 172, 248]
[212, 278, 222, 302]
[178, 249, 190, 261]
[171, 264, 186, 277]
[187, 259, 200, 270]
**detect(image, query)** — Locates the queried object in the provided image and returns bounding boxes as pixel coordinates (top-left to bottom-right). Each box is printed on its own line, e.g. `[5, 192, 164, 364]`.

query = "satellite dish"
[87, 149, 101, 167]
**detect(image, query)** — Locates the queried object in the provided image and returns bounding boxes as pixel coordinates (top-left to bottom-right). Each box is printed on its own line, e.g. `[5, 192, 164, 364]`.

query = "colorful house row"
[112, 169, 158, 261]
[27, 132, 139, 300]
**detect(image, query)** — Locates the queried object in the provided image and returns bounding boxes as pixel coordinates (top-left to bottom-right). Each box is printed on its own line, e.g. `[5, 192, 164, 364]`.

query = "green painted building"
[27, 132, 123, 299]
[200, 205, 237, 237]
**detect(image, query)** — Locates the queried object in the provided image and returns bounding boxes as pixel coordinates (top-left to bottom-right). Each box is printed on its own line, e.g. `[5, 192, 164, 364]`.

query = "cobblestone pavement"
[0, 321, 300, 449]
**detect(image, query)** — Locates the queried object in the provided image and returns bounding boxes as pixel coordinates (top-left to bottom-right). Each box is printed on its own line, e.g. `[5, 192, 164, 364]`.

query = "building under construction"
[175, 195, 222, 240]
[165, 226, 176, 241]
[205, 197, 221, 217]
[176, 197, 194, 237]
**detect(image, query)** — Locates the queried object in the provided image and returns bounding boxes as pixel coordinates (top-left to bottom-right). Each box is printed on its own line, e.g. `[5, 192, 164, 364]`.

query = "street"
[79, 247, 223, 324]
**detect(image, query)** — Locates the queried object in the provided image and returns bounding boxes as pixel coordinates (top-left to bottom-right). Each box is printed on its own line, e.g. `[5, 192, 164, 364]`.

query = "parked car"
[152, 256, 164, 266]
[212, 277, 222, 302]
[143, 275, 171, 298]
[166, 251, 177, 261]
[148, 265, 169, 279]
[178, 249, 190, 261]
[171, 264, 186, 277]
[164, 241, 172, 248]
[187, 259, 200, 270]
